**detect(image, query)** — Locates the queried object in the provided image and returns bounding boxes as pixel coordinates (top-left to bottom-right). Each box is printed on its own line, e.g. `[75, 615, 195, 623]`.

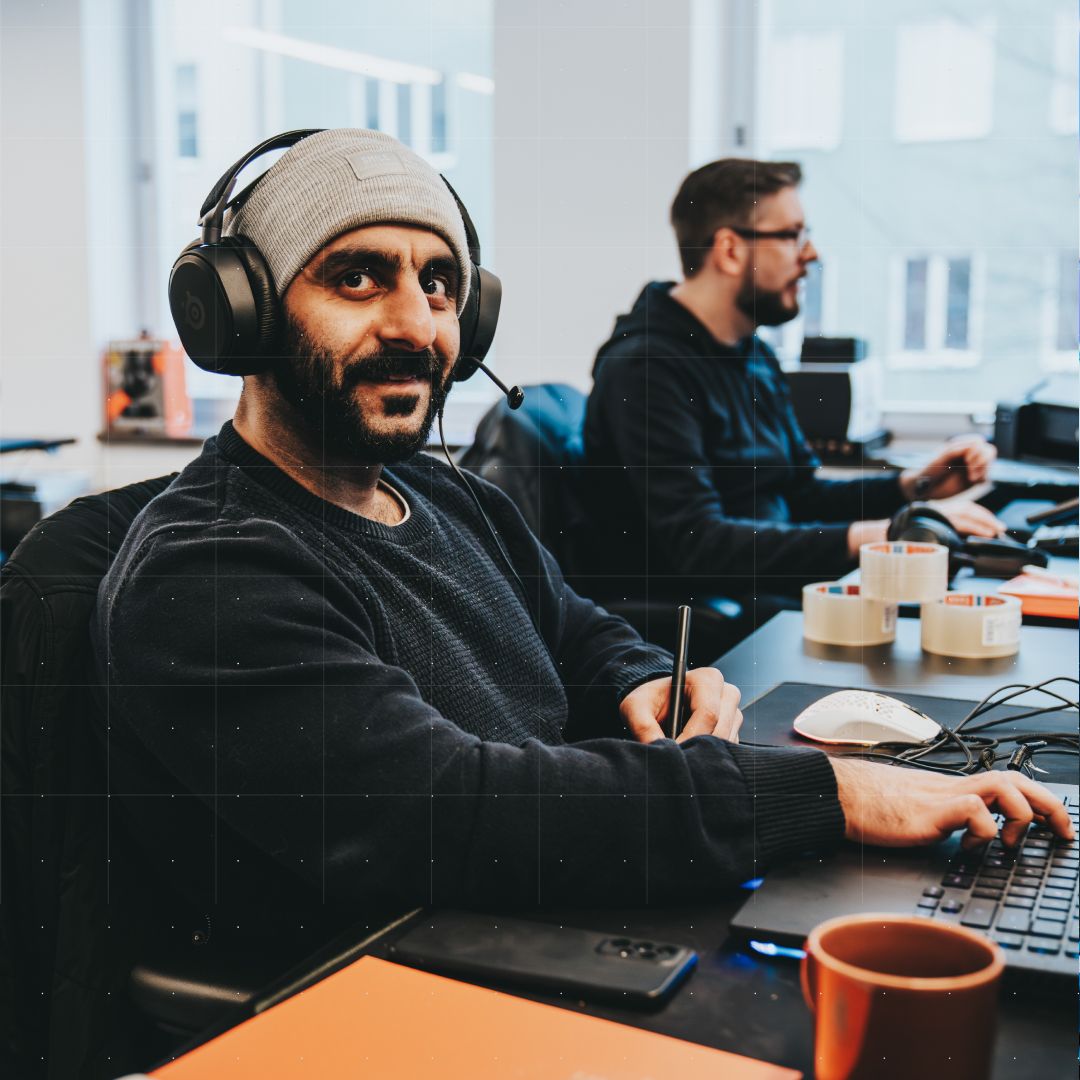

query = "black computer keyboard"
[915, 793, 1079, 970]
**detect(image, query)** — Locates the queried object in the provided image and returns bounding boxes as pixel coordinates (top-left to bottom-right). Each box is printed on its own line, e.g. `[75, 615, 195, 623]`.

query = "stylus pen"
[666, 605, 692, 740]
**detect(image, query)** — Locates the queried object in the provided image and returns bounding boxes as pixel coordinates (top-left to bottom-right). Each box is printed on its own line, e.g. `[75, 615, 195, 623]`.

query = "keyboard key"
[1012, 869, 1044, 883]
[942, 874, 973, 889]
[940, 900, 963, 914]
[960, 901, 998, 929]
[948, 857, 983, 874]
[994, 933, 1024, 950]
[996, 910, 1031, 933]
[1036, 907, 1068, 923]
[972, 888, 1003, 900]
[1024, 839, 1052, 850]
[1042, 887, 1073, 902]
[1003, 896, 1034, 909]
[1050, 856, 1079, 869]
[1029, 920, 1065, 938]
[1018, 855, 1047, 867]
[1070, 921, 1080, 942]
[1028, 941, 1061, 956]
[1047, 868, 1078, 882]
[977, 867, 1010, 881]
[1066, 945, 1080, 959]
[1040, 897, 1072, 911]
[917, 898, 939, 910]
[1007, 886, 1038, 899]
[984, 856, 1013, 869]
[921, 886, 944, 898]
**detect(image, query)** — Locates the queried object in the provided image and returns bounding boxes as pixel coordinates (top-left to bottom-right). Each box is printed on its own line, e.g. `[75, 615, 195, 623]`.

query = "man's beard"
[735, 266, 801, 328]
[273, 316, 451, 464]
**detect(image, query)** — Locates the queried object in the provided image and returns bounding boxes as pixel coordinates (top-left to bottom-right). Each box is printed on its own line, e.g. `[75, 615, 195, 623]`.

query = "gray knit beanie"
[225, 128, 471, 311]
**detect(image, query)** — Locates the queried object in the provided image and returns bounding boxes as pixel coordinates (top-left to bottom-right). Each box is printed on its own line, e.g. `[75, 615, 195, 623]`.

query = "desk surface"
[714, 610, 1077, 707]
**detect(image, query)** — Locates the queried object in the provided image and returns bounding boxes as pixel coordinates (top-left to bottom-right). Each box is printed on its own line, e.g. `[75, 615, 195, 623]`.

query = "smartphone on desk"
[388, 910, 697, 1007]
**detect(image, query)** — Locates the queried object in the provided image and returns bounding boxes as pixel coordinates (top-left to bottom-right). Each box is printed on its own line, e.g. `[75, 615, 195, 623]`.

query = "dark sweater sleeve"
[776, 379, 908, 523]
[591, 351, 853, 579]
[97, 519, 844, 911]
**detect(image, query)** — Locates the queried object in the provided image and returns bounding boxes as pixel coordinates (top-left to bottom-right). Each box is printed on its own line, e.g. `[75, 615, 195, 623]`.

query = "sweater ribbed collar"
[214, 420, 430, 541]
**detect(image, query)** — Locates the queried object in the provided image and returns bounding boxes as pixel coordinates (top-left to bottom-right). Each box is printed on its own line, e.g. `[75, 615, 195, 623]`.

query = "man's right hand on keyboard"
[830, 758, 1076, 849]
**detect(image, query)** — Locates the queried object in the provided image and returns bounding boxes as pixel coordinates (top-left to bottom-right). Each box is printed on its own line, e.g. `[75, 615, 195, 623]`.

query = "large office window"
[756, 1, 1076, 408]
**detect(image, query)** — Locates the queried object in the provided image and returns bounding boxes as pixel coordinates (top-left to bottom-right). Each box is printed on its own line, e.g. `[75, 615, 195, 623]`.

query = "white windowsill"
[886, 349, 979, 370]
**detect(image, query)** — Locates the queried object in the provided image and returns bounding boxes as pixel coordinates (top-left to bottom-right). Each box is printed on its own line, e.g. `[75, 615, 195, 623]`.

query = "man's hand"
[847, 518, 889, 557]
[925, 498, 1004, 538]
[831, 757, 1075, 849]
[621, 668, 743, 745]
[900, 435, 997, 501]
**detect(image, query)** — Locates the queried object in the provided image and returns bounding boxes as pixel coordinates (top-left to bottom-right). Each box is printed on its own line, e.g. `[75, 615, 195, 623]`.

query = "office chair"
[0, 476, 305, 1076]
[459, 384, 745, 664]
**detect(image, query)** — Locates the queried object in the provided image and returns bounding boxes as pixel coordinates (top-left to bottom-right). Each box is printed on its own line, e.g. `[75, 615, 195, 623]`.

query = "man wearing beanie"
[91, 130, 1070, 1039]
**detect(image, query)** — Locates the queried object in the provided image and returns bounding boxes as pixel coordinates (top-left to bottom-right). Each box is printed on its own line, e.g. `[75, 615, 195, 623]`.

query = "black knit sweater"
[92, 421, 844, 928]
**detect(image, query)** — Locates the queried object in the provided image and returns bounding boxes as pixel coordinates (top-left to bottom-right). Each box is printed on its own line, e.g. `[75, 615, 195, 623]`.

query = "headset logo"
[184, 291, 206, 331]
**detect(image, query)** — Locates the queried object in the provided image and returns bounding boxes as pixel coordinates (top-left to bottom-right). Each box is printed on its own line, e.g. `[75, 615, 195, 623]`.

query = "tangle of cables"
[858, 677, 1079, 777]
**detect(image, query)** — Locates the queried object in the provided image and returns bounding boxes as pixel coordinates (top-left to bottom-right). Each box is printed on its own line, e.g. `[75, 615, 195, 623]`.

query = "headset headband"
[199, 128, 324, 243]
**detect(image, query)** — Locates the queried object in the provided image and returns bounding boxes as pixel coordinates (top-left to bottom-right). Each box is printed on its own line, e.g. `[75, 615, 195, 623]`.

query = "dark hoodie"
[582, 282, 905, 598]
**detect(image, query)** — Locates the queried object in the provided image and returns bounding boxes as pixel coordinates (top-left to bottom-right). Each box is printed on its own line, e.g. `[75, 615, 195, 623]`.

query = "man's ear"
[709, 227, 746, 277]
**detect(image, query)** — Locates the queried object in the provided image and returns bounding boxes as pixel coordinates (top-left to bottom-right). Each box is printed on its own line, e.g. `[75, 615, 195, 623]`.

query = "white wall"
[491, 0, 694, 391]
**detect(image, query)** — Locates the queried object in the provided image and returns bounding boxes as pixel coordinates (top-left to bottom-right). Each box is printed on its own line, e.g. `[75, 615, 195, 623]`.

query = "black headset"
[888, 502, 1047, 578]
[168, 128, 520, 406]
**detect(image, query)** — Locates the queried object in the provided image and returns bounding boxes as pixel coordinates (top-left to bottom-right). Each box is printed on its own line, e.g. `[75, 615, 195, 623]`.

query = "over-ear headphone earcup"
[452, 263, 502, 383]
[228, 238, 279, 360]
[168, 237, 278, 376]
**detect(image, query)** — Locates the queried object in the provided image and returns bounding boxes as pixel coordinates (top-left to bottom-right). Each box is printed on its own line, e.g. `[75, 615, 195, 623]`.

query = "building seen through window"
[757, 0, 1077, 407]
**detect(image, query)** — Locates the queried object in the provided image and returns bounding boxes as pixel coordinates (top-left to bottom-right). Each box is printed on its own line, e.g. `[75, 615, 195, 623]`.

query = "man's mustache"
[341, 349, 442, 388]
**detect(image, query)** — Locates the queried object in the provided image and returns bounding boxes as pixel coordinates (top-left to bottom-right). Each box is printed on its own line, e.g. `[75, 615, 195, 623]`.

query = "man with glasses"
[583, 159, 1000, 615]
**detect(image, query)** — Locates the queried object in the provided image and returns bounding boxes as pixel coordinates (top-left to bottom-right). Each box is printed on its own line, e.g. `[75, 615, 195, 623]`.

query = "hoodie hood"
[593, 281, 741, 375]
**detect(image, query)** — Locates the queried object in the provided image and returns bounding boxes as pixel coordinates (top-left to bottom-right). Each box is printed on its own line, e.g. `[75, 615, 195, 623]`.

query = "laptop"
[730, 782, 1079, 982]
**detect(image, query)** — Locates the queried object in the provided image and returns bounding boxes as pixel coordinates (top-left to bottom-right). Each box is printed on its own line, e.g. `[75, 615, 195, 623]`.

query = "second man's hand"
[621, 668, 743, 745]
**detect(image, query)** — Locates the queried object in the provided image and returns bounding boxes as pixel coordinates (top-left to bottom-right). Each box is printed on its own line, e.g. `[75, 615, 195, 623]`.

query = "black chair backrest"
[0, 475, 175, 1078]
[459, 383, 588, 571]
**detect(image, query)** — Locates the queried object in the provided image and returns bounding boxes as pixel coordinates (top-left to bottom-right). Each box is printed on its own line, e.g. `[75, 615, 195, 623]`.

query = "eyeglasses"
[730, 225, 812, 250]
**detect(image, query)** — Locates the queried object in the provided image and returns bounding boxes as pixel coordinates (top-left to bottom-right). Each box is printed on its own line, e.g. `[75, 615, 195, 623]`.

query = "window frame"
[1041, 251, 1079, 371]
[887, 252, 983, 370]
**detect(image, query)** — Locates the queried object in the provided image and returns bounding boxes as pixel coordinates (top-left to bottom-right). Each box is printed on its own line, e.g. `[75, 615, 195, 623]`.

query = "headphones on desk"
[888, 502, 1049, 578]
[167, 128, 520, 405]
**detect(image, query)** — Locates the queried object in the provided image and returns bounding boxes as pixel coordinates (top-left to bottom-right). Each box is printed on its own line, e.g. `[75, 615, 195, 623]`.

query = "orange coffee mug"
[801, 913, 1004, 1080]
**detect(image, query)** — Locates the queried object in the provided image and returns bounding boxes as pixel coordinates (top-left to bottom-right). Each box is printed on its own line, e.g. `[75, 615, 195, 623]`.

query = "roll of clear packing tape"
[921, 592, 1022, 659]
[859, 541, 949, 604]
[802, 582, 898, 646]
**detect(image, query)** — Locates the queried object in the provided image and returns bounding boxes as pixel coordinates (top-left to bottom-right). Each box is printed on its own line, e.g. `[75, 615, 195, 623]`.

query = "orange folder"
[999, 570, 1079, 620]
[152, 955, 800, 1079]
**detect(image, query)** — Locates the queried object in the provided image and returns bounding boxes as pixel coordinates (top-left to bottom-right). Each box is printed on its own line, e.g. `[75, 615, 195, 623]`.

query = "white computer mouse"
[793, 690, 942, 746]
